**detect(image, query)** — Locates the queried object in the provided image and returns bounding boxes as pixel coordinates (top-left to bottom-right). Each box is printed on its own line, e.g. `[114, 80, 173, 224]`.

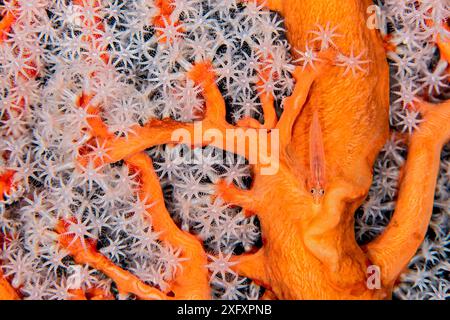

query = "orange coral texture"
[1, 0, 449, 300]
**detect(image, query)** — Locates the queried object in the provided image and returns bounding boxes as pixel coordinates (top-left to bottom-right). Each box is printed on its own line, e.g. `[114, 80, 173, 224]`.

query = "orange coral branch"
[68, 286, 114, 300]
[187, 61, 229, 128]
[237, 56, 278, 129]
[86, 287, 115, 300]
[261, 288, 278, 300]
[215, 179, 259, 214]
[56, 220, 168, 300]
[81, 61, 274, 166]
[0, 269, 20, 300]
[65, 3, 209, 298]
[0, 7, 17, 43]
[67, 288, 88, 300]
[258, 89, 277, 129]
[424, 15, 450, 65]
[236, 117, 265, 128]
[230, 248, 269, 287]
[5, 0, 442, 301]
[257, 54, 280, 129]
[153, 0, 184, 43]
[276, 52, 332, 149]
[241, 0, 283, 13]
[437, 33, 450, 65]
[366, 99, 450, 286]
[0, 170, 16, 201]
[275, 68, 312, 148]
[125, 153, 210, 299]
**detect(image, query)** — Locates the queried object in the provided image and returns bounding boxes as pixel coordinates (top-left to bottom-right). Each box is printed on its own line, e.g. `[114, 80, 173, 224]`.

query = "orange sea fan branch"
[366, 99, 450, 286]
[125, 153, 211, 299]
[0, 269, 20, 300]
[56, 220, 168, 300]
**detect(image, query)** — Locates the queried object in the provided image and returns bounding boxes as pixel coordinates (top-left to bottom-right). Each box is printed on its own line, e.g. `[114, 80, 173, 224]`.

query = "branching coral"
[0, 0, 448, 300]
